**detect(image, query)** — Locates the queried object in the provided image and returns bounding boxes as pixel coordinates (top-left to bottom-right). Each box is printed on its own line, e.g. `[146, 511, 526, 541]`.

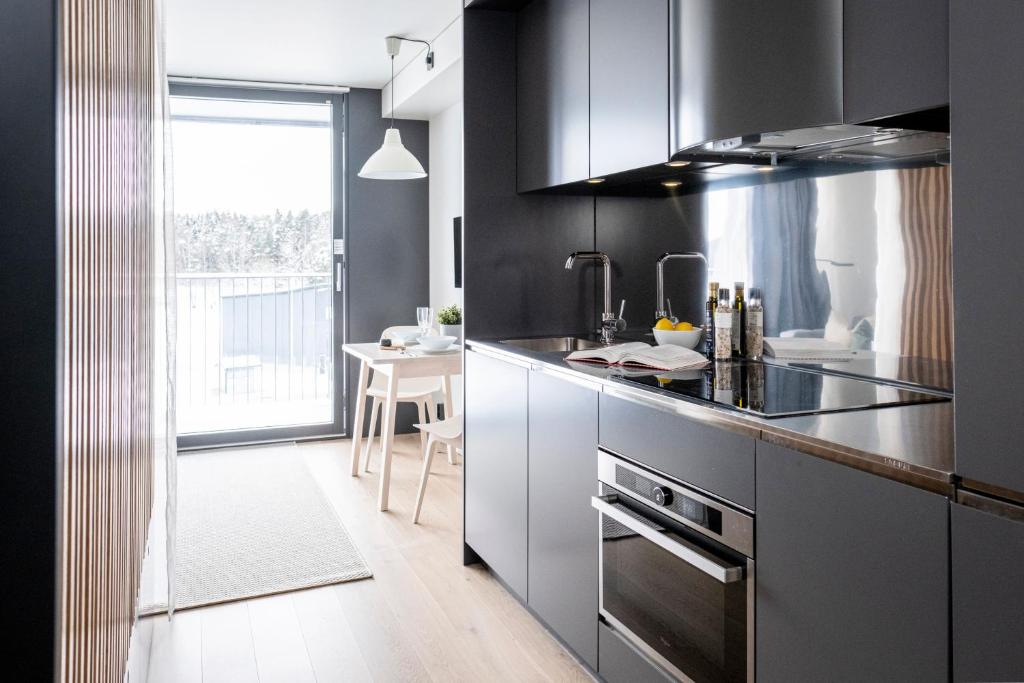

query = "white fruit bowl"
[652, 327, 703, 349]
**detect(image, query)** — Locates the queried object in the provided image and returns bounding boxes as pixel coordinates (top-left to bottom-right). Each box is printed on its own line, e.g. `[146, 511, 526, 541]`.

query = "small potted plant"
[437, 304, 463, 342]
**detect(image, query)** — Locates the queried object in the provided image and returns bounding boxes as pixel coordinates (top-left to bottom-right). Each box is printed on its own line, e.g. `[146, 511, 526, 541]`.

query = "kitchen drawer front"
[599, 393, 755, 509]
[598, 621, 674, 683]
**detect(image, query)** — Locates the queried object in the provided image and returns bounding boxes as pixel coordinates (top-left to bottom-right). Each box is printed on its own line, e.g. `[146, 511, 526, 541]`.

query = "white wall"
[428, 101, 463, 313]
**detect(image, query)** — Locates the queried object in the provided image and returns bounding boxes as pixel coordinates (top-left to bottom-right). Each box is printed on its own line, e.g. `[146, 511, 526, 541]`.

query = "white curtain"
[151, 0, 178, 616]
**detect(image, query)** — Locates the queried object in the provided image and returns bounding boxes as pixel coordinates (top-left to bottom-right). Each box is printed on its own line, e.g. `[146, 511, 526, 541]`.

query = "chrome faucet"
[565, 251, 626, 344]
[655, 251, 708, 321]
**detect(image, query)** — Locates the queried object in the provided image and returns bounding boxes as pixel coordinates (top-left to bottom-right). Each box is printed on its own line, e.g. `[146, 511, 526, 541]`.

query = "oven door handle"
[592, 494, 746, 584]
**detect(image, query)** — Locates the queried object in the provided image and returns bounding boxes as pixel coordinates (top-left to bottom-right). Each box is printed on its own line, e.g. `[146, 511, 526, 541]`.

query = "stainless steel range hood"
[677, 124, 950, 167]
[669, 0, 950, 168]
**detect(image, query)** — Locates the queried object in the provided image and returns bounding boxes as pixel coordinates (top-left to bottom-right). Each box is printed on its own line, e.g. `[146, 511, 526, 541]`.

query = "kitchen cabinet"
[598, 622, 674, 683]
[755, 442, 949, 682]
[599, 393, 755, 510]
[527, 369, 599, 669]
[464, 350, 529, 598]
[843, 0, 948, 123]
[951, 500, 1024, 682]
[516, 0, 590, 191]
[951, 0, 1024, 496]
[589, 0, 669, 178]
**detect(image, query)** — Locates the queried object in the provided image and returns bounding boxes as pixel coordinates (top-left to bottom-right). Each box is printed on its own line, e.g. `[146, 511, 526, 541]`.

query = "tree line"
[175, 209, 331, 273]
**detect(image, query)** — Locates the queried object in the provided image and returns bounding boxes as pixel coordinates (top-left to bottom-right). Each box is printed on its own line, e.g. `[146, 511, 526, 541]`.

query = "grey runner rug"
[144, 447, 371, 613]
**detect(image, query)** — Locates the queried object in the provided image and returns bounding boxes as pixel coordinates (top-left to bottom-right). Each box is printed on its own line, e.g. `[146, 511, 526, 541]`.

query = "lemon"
[654, 318, 674, 330]
[674, 321, 694, 331]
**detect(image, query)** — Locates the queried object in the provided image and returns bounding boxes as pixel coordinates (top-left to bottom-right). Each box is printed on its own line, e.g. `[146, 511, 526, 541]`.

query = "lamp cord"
[390, 55, 395, 130]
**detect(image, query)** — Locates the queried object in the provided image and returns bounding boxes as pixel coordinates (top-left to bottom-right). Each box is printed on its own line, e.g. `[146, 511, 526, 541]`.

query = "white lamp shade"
[358, 128, 426, 180]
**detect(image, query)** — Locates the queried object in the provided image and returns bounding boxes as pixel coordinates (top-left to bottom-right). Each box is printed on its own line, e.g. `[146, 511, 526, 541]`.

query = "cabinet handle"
[591, 494, 745, 584]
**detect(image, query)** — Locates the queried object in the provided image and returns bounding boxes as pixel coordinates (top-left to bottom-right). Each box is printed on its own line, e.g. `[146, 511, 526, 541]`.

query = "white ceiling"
[166, 0, 461, 89]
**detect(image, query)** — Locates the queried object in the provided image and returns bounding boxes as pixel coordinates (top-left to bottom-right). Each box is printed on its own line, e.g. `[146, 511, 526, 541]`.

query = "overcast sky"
[171, 98, 332, 216]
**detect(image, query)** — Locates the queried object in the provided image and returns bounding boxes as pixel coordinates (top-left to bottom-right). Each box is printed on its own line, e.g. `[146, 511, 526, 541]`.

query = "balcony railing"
[176, 272, 333, 434]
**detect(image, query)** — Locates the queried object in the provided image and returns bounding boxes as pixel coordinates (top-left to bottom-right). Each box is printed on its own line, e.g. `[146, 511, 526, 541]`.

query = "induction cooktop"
[610, 361, 949, 419]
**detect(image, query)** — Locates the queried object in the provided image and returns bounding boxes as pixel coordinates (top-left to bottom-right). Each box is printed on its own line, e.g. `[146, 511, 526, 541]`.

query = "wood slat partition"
[59, 0, 156, 681]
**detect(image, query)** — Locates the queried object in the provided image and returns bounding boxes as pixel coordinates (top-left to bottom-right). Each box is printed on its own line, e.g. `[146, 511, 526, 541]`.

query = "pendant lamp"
[359, 37, 427, 180]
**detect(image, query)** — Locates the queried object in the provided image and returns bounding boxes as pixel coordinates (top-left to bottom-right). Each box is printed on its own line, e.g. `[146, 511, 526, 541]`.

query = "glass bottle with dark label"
[704, 281, 719, 360]
[732, 282, 746, 357]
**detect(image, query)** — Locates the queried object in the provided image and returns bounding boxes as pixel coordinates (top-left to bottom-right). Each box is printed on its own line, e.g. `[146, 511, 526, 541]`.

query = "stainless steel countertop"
[466, 338, 956, 496]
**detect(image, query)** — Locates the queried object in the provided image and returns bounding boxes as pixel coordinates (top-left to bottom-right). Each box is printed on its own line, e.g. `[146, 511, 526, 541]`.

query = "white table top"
[342, 341, 463, 368]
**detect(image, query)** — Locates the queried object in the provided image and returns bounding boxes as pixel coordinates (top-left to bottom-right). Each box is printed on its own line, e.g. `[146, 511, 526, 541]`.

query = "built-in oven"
[592, 450, 754, 683]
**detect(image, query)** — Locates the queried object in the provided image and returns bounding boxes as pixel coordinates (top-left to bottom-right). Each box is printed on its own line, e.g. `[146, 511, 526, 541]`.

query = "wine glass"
[417, 307, 434, 337]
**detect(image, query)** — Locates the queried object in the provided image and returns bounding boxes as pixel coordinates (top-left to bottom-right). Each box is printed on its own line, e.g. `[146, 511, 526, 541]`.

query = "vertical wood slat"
[59, 0, 156, 681]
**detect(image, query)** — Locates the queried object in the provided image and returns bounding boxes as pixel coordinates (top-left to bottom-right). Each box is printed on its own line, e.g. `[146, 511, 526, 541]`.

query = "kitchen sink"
[500, 336, 604, 353]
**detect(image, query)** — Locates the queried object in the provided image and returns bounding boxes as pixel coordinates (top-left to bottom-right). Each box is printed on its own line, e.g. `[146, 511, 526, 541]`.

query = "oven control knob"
[652, 486, 673, 506]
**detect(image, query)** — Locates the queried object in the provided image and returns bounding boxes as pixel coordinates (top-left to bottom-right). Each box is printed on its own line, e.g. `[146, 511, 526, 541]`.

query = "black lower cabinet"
[952, 502, 1024, 682]
[598, 621, 674, 683]
[464, 350, 529, 598]
[755, 442, 949, 683]
[527, 370, 599, 669]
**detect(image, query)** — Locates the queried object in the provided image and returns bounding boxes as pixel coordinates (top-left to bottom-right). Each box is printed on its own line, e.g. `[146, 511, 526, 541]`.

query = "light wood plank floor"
[145, 435, 591, 683]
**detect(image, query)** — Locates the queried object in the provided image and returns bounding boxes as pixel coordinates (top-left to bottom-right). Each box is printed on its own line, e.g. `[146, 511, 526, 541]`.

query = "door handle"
[592, 494, 745, 584]
[336, 262, 342, 292]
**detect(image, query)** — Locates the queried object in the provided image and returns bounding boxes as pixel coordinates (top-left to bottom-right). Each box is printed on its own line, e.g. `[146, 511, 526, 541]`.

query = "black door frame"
[169, 83, 349, 449]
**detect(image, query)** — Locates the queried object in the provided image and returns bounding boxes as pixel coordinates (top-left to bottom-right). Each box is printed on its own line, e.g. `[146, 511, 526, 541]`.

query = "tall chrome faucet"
[655, 252, 708, 321]
[565, 251, 626, 344]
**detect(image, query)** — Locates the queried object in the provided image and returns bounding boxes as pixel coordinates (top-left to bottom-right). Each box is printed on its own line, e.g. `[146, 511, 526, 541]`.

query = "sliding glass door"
[170, 87, 346, 447]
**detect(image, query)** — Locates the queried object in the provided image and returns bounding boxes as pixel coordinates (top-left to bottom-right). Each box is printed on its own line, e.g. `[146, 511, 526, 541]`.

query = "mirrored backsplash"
[702, 165, 952, 389]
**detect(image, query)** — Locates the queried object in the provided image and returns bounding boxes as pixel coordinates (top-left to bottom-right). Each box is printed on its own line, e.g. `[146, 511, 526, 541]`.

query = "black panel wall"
[595, 196, 705, 332]
[463, 9, 597, 340]
[0, 1, 59, 678]
[345, 88, 430, 434]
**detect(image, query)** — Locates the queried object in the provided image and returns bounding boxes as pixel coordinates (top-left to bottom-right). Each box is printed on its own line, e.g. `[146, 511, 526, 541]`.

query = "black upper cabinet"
[589, 0, 669, 178]
[843, 0, 949, 123]
[951, 0, 1024, 495]
[516, 0, 590, 192]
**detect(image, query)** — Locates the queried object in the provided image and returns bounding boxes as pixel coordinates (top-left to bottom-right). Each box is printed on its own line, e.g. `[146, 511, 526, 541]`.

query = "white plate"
[418, 346, 459, 355]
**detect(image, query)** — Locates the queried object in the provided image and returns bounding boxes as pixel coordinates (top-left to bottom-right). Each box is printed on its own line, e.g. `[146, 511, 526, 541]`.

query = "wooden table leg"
[377, 369, 400, 511]
[349, 359, 369, 476]
[442, 374, 456, 464]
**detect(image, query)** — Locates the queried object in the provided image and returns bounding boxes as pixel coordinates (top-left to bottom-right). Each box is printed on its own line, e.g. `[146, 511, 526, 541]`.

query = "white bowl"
[652, 327, 703, 349]
[418, 335, 457, 351]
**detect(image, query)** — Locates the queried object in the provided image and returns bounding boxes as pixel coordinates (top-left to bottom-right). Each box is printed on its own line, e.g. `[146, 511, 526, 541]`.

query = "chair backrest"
[381, 325, 423, 341]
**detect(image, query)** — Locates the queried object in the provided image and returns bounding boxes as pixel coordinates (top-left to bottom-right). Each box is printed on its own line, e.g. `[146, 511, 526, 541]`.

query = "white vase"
[439, 323, 463, 343]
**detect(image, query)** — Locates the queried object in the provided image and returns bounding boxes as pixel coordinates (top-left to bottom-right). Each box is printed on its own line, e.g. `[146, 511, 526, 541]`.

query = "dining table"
[342, 341, 462, 511]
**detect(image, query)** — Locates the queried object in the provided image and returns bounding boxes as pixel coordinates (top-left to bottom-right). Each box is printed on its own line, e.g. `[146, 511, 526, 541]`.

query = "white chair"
[363, 326, 447, 471]
[412, 415, 463, 524]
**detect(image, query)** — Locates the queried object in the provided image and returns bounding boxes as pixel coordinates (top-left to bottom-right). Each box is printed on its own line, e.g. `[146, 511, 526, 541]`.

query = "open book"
[566, 342, 709, 371]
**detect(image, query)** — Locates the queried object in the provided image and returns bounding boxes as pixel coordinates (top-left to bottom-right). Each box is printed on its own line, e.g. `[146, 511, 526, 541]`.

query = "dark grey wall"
[464, 9, 597, 340]
[345, 88, 430, 434]
[0, 1, 59, 678]
[596, 196, 705, 333]
[464, 9, 708, 341]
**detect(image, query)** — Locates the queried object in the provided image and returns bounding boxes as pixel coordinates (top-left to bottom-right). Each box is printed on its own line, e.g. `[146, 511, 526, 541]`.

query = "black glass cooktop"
[610, 361, 949, 419]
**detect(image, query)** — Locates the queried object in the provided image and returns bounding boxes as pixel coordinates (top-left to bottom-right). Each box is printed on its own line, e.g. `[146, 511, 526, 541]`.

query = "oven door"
[592, 491, 753, 683]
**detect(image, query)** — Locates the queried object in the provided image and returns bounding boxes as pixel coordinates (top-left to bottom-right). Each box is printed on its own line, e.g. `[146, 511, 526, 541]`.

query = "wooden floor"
[145, 435, 591, 683]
